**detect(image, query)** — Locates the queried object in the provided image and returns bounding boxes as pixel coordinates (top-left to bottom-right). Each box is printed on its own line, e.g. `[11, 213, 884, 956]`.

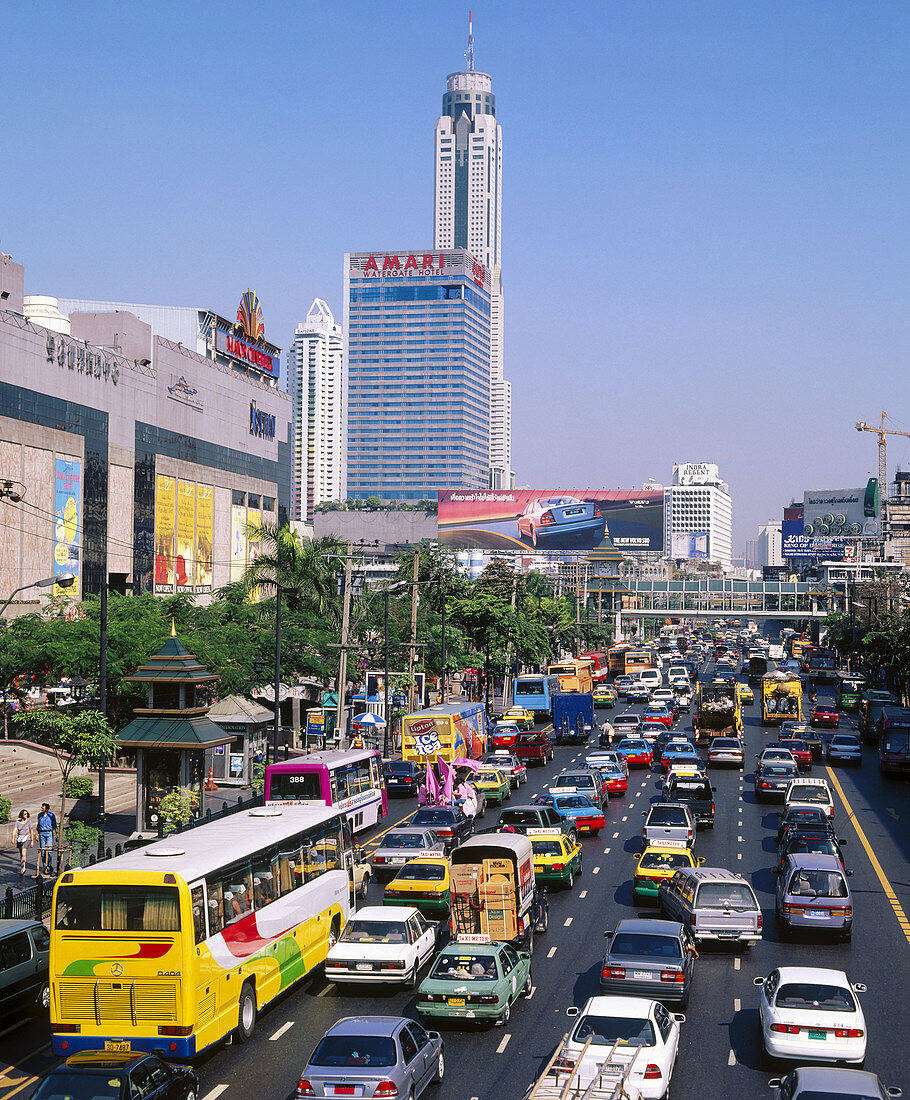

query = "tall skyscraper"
[434, 14, 512, 488]
[288, 299, 344, 520]
[665, 462, 734, 570]
[344, 249, 492, 502]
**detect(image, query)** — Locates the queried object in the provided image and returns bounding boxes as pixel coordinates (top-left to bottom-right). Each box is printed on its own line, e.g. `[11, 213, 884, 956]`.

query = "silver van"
[657, 867, 762, 947]
[0, 919, 50, 1015]
[776, 853, 853, 941]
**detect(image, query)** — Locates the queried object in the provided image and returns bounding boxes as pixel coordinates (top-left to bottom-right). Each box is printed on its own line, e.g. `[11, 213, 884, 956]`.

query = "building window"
[232, 490, 246, 507]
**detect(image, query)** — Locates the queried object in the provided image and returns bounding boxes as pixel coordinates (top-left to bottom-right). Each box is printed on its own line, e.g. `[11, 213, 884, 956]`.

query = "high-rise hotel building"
[287, 299, 344, 520]
[433, 21, 513, 487]
[343, 250, 492, 501]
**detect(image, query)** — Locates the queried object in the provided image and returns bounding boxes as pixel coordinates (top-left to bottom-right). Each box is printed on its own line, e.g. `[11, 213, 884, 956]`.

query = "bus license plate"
[105, 1041, 131, 1053]
[448, 997, 466, 1007]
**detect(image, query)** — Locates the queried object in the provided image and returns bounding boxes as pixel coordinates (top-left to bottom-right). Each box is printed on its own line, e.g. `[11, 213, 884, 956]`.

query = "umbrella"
[353, 712, 386, 726]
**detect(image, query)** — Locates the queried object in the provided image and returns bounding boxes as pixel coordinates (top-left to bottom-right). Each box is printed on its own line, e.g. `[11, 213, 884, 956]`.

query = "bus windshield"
[267, 772, 323, 801]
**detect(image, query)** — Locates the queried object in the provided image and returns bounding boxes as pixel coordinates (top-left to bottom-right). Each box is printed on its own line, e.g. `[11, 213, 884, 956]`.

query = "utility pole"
[407, 552, 420, 713]
[335, 543, 354, 746]
[502, 573, 519, 710]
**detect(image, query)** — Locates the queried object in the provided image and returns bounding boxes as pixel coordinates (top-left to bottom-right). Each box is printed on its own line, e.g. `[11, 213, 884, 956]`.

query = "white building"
[665, 462, 734, 570]
[433, 17, 512, 488]
[757, 521, 783, 569]
[288, 299, 344, 521]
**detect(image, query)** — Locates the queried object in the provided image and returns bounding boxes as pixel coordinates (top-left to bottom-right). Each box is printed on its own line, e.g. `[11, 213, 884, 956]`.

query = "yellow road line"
[825, 766, 910, 946]
[363, 809, 417, 848]
[0, 1076, 37, 1100]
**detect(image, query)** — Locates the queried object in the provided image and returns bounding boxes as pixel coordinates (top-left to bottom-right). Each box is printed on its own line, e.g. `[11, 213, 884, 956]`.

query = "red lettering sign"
[408, 718, 438, 737]
[382, 255, 401, 271]
[422, 254, 435, 268]
[404, 254, 418, 269]
[364, 256, 378, 271]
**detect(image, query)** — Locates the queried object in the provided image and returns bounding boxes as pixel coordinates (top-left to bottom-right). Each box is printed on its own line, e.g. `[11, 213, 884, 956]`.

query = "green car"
[417, 940, 532, 1026]
[530, 833, 583, 888]
[593, 688, 617, 709]
[473, 767, 511, 805]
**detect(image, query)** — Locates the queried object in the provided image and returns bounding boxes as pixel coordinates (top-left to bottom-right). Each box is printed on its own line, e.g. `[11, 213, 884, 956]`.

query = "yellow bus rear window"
[55, 886, 180, 932]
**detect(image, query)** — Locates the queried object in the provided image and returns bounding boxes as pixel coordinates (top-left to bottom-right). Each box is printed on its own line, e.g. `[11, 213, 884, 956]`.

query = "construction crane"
[855, 410, 910, 515]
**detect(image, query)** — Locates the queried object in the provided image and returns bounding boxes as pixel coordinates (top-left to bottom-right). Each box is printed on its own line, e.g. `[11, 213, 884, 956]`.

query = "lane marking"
[621, 816, 628, 822]
[604, 847, 611, 854]
[269, 1021, 294, 1041]
[496, 1033, 511, 1054]
[628, 801, 636, 809]
[364, 809, 417, 847]
[737, 836, 743, 843]
[547, 946, 557, 958]
[593, 866, 600, 874]
[728, 1050, 736, 1066]
[734, 997, 741, 1011]
[734, 957, 741, 971]
[579, 890, 587, 898]
[825, 766, 910, 946]
[612, 832, 620, 838]
[316, 982, 333, 997]
[737, 852, 742, 860]
[203, 1089, 230, 1100]
[564, 917, 573, 926]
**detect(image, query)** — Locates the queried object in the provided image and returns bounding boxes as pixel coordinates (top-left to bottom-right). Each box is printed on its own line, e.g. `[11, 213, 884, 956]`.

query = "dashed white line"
[547, 946, 557, 958]
[621, 816, 628, 822]
[497, 1033, 511, 1054]
[269, 1021, 294, 1041]
[593, 866, 600, 874]
[728, 1049, 736, 1066]
[737, 852, 742, 860]
[734, 957, 741, 971]
[734, 998, 741, 1012]
[203, 1089, 229, 1100]
[579, 890, 588, 898]
[604, 847, 611, 854]
[613, 832, 620, 838]
[317, 982, 333, 996]
[737, 836, 743, 843]
[628, 801, 636, 809]
[564, 917, 573, 927]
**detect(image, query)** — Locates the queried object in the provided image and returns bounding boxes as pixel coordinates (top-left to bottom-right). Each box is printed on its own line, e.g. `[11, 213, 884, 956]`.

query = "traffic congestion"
[4, 625, 910, 1099]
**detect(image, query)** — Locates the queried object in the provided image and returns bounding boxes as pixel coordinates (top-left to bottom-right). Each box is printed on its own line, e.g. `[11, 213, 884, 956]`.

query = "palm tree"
[241, 524, 344, 625]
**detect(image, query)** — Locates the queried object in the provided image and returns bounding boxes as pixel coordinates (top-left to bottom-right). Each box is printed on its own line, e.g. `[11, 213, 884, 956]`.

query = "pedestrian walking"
[36, 802, 58, 877]
[11, 809, 33, 878]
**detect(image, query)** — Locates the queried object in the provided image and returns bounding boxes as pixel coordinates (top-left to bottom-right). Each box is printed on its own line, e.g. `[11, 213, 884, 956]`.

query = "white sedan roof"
[772, 966, 853, 985]
[578, 995, 662, 1019]
[350, 905, 420, 921]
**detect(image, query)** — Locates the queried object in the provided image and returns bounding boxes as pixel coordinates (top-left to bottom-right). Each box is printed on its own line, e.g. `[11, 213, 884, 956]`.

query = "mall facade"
[0, 252, 291, 615]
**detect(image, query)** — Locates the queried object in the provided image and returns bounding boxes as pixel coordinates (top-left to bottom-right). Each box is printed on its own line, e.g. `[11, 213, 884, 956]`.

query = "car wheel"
[843, 928, 853, 943]
[434, 1049, 446, 1082]
[359, 873, 370, 900]
[505, 788, 511, 801]
[497, 1000, 511, 1027]
[577, 854, 583, 875]
[236, 982, 257, 1043]
[531, 526, 537, 547]
[35, 982, 50, 1014]
[523, 968, 533, 996]
[406, 961, 419, 989]
[567, 867, 575, 889]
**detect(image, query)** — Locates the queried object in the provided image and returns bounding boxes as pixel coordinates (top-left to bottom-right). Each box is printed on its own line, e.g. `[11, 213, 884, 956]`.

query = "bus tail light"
[55, 1024, 81, 1034]
[296, 1081, 316, 1097]
[158, 1025, 193, 1036]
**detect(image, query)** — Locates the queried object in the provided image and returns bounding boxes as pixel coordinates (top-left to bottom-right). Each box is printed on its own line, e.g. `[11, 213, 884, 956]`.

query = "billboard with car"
[437, 489, 665, 552]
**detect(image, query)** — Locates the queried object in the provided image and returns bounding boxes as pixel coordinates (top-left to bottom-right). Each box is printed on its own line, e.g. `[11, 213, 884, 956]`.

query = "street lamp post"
[0, 573, 74, 617]
[273, 587, 283, 766]
[381, 580, 409, 757]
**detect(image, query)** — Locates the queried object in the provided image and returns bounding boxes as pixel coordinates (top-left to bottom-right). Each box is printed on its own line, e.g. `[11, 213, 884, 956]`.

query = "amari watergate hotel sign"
[213, 289, 280, 379]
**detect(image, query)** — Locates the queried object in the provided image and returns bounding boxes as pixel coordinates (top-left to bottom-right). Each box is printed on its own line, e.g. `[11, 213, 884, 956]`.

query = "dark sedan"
[383, 760, 421, 797]
[410, 807, 473, 850]
[754, 761, 800, 801]
[776, 806, 833, 845]
[32, 1053, 198, 1100]
[777, 826, 847, 874]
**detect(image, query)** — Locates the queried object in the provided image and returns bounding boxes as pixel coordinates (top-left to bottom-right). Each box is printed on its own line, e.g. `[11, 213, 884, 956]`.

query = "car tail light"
[158, 1025, 193, 1036]
[373, 855, 386, 863]
[296, 1081, 316, 1098]
[552, 862, 565, 871]
[687, 830, 693, 839]
[605, 966, 626, 979]
[835, 1028, 864, 1038]
[593, 508, 602, 518]
[469, 993, 499, 1003]
[539, 510, 555, 525]
[435, 828, 453, 837]
[757, 913, 762, 930]
[770, 1024, 800, 1034]
[660, 970, 685, 983]
[380, 961, 406, 970]
[374, 1083, 400, 1097]
[761, 782, 771, 789]
[644, 1064, 663, 1080]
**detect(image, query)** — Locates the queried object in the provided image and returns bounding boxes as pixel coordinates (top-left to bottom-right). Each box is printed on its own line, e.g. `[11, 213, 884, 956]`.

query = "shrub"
[159, 787, 200, 831]
[65, 775, 94, 798]
[0, 797, 10, 824]
[64, 821, 102, 867]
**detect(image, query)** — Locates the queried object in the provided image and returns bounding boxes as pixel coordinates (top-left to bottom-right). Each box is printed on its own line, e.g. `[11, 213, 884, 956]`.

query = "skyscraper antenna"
[467, 10, 474, 71]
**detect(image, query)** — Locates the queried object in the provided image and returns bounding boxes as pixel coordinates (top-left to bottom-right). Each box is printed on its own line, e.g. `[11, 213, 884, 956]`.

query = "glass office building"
[343, 249, 492, 502]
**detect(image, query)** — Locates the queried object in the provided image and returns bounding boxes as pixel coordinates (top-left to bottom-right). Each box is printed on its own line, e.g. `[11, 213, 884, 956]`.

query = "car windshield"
[555, 796, 596, 809]
[712, 740, 740, 749]
[775, 983, 856, 1013]
[500, 811, 539, 825]
[519, 734, 545, 744]
[430, 953, 499, 980]
[610, 933, 683, 959]
[532, 840, 564, 857]
[787, 837, 837, 860]
[31, 1075, 123, 1100]
[781, 740, 808, 751]
[640, 851, 690, 870]
[618, 740, 646, 751]
[309, 1035, 397, 1067]
[477, 772, 502, 783]
[559, 775, 593, 786]
[413, 810, 455, 824]
[787, 870, 848, 898]
[696, 883, 755, 910]
[341, 919, 410, 943]
[789, 787, 829, 803]
[647, 808, 687, 825]
[384, 833, 429, 849]
[571, 1014, 656, 1048]
[883, 733, 910, 753]
[394, 864, 446, 881]
[830, 737, 859, 747]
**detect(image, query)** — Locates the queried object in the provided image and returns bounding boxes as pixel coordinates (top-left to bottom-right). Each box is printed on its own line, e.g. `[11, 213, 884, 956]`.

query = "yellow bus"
[547, 659, 594, 694]
[623, 649, 653, 678]
[608, 643, 631, 677]
[50, 804, 352, 1059]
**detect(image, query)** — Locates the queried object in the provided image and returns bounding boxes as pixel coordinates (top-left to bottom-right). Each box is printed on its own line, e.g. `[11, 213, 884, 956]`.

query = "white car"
[662, 763, 707, 793]
[324, 905, 438, 986]
[754, 966, 867, 1066]
[784, 777, 835, 819]
[562, 995, 684, 1099]
[586, 750, 629, 778]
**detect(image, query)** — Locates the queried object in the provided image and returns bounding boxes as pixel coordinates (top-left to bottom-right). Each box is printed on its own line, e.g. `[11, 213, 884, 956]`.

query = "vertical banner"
[175, 482, 195, 590]
[155, 475, 176, 593]
[195, 485, 214, 593]
[53, 456, 81, 597]
[247, 507, 261, 603]
[230, 503, 247, 583]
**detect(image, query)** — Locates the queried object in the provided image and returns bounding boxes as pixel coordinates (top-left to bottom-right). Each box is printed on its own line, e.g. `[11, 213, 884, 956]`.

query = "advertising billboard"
[673, 463, 721, 486]
[230, 501, 247, 583]
[437, 489, 665, 552]
[175, 482, 195, 590]
[803, 480, 880, 541]
[671, 532, 709, 559]
[195, 485, 214, 593]
[155, 475, 176, 593]
[53, 456, 81, 597]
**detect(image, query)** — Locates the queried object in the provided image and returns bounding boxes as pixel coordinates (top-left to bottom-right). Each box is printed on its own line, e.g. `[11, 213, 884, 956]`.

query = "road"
[3, 661, 909, 1098]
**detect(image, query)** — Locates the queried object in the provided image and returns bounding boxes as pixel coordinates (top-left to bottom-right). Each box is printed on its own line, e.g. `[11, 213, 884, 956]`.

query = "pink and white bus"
[265, 748, 388, 833]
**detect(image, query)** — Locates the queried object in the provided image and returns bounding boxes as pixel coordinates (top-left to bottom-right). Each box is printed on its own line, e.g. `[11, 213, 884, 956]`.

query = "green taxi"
[416, 937, 532, 1027]
[633, 839, 703, 904]
[501, 707, 535, 730]
[530, 829, 583, 888]
[383, 855, 451, 915]
[593, 686, 617, 708]
[473, 767, 511, 805]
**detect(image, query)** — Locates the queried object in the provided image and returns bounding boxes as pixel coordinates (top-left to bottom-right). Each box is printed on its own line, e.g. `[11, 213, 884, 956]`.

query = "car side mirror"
[838, 839, 847, 845]
[767, 1079, 783, 1089]
[673, 1013, 686, 1023]
[846, 870, 854, 876]
[887, 1089, 902, 1098]
[603, 930, 613, 938]
[853, 982, 866, 993]
[566, 1006, 579, 1017]
[641, 811, 647, 817]
[753, 976, 765, 986]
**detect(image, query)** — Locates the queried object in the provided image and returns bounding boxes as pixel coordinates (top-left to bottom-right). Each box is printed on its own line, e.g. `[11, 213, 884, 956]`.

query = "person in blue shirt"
[36, 803, 57, 876]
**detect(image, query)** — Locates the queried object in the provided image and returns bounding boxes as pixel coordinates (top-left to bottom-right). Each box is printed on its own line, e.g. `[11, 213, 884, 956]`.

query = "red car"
[810, 703, 839, 729]
[778, 737, 812, 771]
[642, 706, 673, 730]
[514, 730, 554, 766]
[614, 737, 653, 768]
[491, 722, 521, 750]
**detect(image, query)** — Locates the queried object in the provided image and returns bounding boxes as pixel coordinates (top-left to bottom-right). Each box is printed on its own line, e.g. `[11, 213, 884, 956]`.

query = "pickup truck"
[662, 774, 716, 829]
[498, 804, 579, 844]
[515, 730, 554, 766]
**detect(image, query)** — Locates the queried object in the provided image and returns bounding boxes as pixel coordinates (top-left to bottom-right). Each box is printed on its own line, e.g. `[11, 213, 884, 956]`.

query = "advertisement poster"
[247, 507, 261, 602]
[175, 482, 195, 589]
[230, 503, 247, 583]
[671, 532, 709, 559]
[155, 475, 176, 593]
[437, 489, 665, 552]
[195, 485, 214, 593]
[53, 455, 81, 597]
[803, 481, 880, 541]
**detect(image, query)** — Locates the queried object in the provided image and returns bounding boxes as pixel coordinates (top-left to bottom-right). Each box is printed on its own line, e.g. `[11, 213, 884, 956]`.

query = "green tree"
[15, 709, 118, 827]
[242, 524, 344, 624]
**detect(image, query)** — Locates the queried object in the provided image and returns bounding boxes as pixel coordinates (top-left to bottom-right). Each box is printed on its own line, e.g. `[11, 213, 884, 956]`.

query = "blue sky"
[4, 1, 910, 550]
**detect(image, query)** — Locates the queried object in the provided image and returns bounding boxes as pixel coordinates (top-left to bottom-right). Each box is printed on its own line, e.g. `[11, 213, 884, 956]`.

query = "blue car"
[659, 742, 698, 769]
[531, 793, 606, 834]
[627, 683, 651, 702]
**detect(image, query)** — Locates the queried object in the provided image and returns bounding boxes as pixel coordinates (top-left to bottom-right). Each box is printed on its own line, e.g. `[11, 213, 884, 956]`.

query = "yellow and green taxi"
[530, 829, 583, 888]
[593, 685, 617, 708]
[502, 707, 535, 730]
[473, 767, 511, 805]
[737, 682, 755, 705]
[383, 855, 451, 915]
[633, 839, 703, 904]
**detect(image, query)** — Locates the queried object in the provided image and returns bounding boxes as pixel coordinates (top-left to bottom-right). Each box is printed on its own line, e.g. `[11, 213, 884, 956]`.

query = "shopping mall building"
[0, 252, 290, 615]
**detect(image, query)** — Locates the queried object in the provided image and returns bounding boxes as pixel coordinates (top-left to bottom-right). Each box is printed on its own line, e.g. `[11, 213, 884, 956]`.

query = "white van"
[638, 668, 662, 691]
[784, 777, 834, 819]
